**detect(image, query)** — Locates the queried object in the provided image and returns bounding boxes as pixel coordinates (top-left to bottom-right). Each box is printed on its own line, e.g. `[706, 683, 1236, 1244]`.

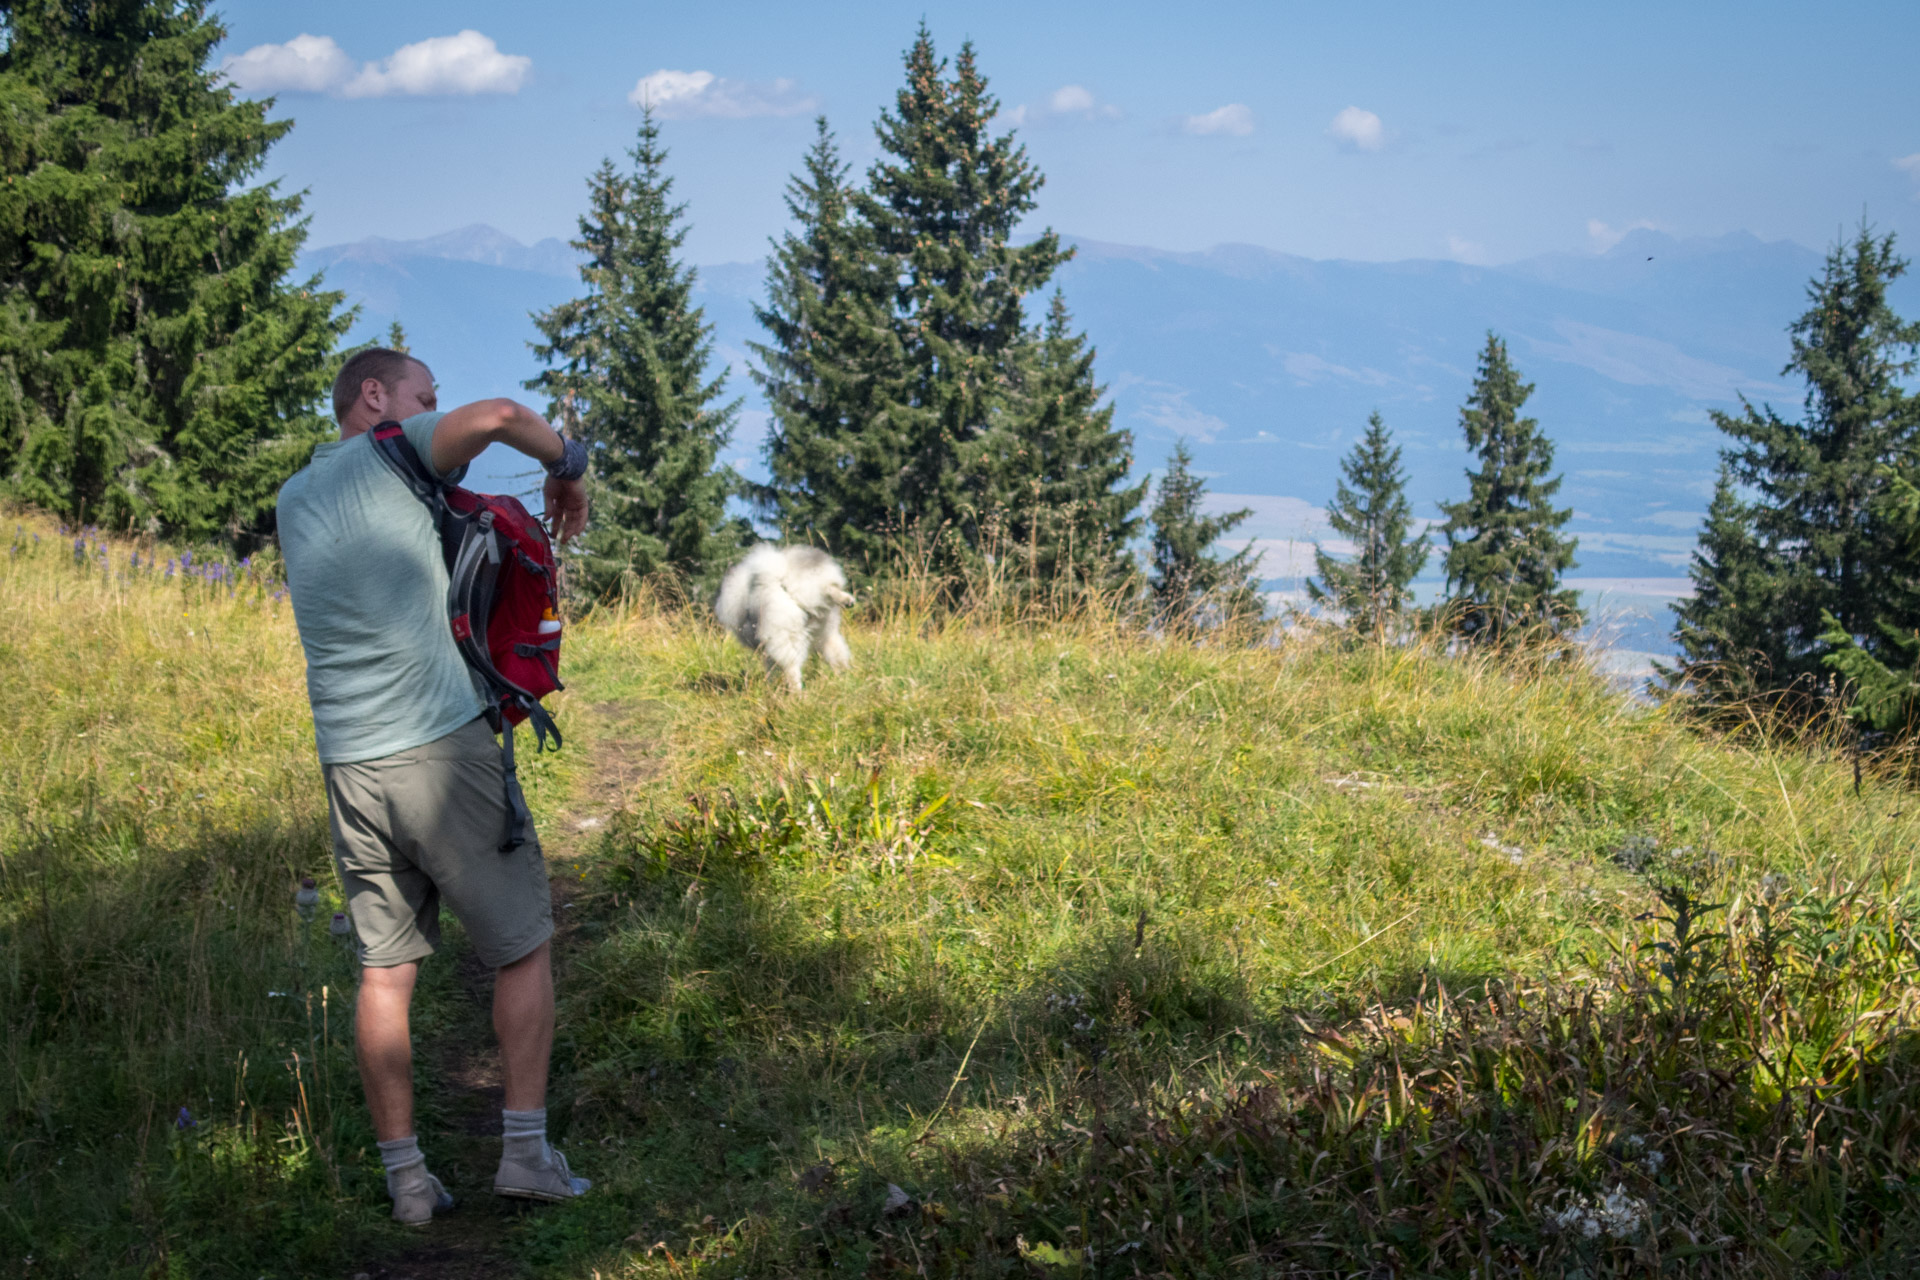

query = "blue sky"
[221, 0, 1920, 266]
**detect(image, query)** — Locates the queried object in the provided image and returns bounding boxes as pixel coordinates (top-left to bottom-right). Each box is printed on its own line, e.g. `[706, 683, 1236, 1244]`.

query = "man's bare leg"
[495, 940, 554, 1110]
[356, 961, 419, 1141]
[492, 939, 588, 1199]
[357, 959, 451, 1222]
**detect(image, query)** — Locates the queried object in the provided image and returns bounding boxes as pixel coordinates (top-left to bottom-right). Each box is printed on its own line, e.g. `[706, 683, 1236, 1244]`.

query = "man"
[277, 347, 591, 1225]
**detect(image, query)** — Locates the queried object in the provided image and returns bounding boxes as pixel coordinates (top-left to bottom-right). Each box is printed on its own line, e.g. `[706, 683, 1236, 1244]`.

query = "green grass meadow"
[9, 510, 1920, 1278]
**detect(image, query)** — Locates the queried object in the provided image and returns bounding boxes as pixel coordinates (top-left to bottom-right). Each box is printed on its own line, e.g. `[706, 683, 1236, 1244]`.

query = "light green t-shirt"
[277, 412, 485, 764]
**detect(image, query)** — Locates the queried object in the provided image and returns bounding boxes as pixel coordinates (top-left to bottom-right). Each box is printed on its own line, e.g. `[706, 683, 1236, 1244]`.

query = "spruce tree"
[1309, 411, 1428, 636]
[852, 26, 1070, 561]
[1670, 224, 1920, 701]
[992, 292, 1144, 596]
[1437, 334, 1581, 642]
[755, 32, 1139, 590]
[750, 118, 905, 563]
[0, 0, 351, 546]
[1663, 465, 1777, 694]
[1819, 465, 1920, 731]
[527, 110, 744, 599]
[1148, 440, 1262, 626]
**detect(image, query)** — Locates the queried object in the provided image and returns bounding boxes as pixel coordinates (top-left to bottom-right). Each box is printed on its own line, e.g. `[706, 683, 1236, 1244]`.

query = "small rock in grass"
[1479, 833, 1526, 865]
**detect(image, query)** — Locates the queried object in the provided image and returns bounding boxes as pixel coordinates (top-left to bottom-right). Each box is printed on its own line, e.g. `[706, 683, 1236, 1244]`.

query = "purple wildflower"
[175, 1107, 196, 1130]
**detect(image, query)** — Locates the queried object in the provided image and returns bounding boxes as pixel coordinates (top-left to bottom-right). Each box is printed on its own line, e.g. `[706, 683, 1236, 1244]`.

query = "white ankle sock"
[378, 1135, 428, 1192]
[501, 1107, 549, 1164]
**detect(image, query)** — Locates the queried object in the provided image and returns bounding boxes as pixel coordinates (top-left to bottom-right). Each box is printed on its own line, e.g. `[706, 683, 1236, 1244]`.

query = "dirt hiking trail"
[345, 700, 664, 1280]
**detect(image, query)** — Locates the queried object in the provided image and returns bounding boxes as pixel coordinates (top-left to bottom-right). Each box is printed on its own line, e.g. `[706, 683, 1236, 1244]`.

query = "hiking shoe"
[494, 1144, 591, 1202]
[390, 1172, 454, 1226]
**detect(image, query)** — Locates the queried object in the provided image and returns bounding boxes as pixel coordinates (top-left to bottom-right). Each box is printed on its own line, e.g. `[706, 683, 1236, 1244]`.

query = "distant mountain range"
[300, 222, 1914, 665]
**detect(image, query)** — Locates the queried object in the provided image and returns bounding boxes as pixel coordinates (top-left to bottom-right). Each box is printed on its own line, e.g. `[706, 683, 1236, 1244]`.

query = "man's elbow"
[481, 399, 526, 441]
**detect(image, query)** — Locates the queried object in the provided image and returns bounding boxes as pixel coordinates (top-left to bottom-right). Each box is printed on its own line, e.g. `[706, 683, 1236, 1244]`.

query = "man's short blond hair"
[332, 348, 428, 423]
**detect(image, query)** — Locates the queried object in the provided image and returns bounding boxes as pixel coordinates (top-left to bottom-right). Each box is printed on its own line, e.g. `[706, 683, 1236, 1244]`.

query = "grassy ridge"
[4, 510, 1919, 1277]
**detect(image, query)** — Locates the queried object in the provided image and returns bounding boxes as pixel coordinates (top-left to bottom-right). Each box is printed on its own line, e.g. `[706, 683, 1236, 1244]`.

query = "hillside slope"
[6, 511, 1919, 1277]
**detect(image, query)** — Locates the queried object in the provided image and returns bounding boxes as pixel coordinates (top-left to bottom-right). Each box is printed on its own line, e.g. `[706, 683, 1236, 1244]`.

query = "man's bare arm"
[431, 398, 563, 472]
[430, 399, 589, 546]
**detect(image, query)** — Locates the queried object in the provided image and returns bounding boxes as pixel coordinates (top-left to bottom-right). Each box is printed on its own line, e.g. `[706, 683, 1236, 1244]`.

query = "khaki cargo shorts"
[323, 716, 554, 968]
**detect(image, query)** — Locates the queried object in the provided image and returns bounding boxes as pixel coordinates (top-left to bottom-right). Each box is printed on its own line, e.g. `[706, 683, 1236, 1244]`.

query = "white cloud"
[342, 30, 530, 98]
[1047, 84, 1120, 119]
[629, 69, 815, 118]
[1445, 234, 1490, 265]
[1280, 352, 1393, 386]
[1328, 106, 1384, 152]
[1563, 577, 1695, 600]
[1003, 84, 1120, 128]
[1586, 218, 1660, 251]
[222, 34, 357, 94]
[1568, 531, 1697, 567]
[631, 69, 715, 110]
[1897, 153, 1920, 199]
[1182, 103, 1253, 137]
[1051, 84, 1096, 114]
[224, 30, 529, 98]
[1637, 509, 1704, 530]
[1129, 383, 1230, 441]
[1218, 537, 1310, 580]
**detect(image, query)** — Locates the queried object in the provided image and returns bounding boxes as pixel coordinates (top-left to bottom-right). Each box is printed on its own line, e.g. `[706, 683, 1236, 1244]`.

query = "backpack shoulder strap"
[367, 421, 446, 513]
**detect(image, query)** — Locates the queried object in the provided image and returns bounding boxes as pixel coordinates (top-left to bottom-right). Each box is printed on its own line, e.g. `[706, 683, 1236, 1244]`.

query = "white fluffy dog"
[713, 544, 855, 691]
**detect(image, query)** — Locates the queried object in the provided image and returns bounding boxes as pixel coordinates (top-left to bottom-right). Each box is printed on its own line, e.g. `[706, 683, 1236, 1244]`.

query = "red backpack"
[370, 422, 563, 850]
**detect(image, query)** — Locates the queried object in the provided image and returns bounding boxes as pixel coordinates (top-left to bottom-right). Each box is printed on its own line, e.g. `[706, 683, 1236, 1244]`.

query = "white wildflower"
[1549, 1184, 1650, 1241]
